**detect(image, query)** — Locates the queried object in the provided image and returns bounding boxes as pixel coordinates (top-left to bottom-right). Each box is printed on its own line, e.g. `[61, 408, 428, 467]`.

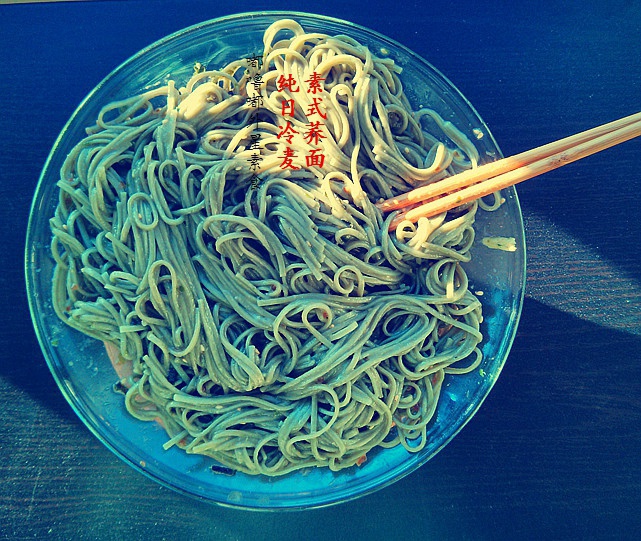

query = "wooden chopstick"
[377, 111, 641, 231]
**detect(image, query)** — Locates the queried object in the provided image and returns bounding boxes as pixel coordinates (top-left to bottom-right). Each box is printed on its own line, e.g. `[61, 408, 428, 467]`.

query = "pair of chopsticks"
[376, 111, 641, 231]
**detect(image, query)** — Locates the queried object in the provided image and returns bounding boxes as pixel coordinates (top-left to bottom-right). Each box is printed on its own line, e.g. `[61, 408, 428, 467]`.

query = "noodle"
[50, 19, 487, 475]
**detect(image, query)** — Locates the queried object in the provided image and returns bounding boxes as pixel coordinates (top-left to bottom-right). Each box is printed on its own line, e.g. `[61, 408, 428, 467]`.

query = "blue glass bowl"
[25, 11, 525, 510]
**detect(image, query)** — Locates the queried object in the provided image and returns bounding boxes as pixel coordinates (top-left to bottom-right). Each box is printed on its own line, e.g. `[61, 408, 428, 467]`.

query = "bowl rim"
[24, 10, 527, 510]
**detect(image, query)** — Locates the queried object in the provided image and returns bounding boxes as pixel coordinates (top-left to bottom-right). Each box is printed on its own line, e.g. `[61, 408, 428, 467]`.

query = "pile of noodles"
[50, 19, 495, 475]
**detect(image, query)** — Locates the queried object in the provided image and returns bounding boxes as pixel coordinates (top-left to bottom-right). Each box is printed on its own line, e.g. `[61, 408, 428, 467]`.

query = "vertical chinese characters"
[303, 72, 326, 168]
[275, 71, 327, 171]
[275, 73, 301, 170]
[245, 54, 264, 190]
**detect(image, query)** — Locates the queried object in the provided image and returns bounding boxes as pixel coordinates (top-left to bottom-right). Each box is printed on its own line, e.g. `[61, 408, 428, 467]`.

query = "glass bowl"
[25, 11, 525, 510]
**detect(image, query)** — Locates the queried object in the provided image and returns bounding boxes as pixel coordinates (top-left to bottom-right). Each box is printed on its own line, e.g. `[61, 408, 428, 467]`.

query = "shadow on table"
[189, 297, 641, 541]
[6, 296, 641, 540]
[2, 295, 78, 422]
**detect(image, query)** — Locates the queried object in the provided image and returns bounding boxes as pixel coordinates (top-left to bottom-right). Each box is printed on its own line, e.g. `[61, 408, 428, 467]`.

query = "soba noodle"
[50, 19, 488, 475]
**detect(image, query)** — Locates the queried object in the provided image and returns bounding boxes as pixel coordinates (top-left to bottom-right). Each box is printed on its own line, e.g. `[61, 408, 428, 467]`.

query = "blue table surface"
[1, 1, 641, 540]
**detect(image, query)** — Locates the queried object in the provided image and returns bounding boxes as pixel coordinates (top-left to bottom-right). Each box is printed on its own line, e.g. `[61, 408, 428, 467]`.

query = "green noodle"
[50, 19, 488, 476]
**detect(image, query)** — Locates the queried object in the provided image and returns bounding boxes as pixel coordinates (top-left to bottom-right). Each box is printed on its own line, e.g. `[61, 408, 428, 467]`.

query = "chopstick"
[377, 111, 641, 231]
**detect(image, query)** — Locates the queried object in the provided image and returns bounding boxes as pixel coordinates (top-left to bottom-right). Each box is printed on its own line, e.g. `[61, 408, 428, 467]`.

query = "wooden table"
[2, 1, 640, 539]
